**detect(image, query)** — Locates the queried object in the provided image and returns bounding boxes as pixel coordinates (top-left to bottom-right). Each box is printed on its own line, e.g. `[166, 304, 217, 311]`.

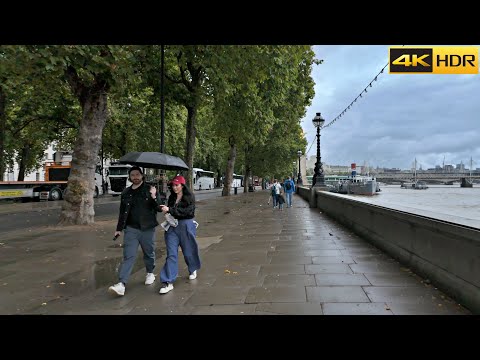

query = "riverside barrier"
[296, 186, 480, 314]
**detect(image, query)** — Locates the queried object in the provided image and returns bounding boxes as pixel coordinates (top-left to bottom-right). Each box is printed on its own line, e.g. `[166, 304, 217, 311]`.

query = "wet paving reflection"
[55, 247, 166, 293]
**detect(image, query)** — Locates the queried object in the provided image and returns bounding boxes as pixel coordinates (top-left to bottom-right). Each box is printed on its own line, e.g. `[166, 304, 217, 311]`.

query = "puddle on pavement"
[0, 259, 19, 267]
[55, 247, 166, 292]
[3, 232, 50, 243]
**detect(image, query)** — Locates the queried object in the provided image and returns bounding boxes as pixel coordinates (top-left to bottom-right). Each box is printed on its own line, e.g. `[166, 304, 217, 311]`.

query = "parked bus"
[193, 168, 215, 190]
[232, 173, 244, 188]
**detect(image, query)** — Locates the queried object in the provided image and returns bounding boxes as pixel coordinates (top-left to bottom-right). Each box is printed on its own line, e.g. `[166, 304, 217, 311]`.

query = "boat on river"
[400, 158, 428, 190]
[330, 163, 379, 196]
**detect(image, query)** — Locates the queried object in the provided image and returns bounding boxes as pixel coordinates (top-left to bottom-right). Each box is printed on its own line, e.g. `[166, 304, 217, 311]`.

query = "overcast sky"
[301, 45, 479, 171]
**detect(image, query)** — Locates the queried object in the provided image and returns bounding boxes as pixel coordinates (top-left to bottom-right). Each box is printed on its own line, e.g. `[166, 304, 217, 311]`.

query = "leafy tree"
[0, 46, 17, 179]
[164, 45, 232, 189]
[209, 46, 318, 195]
[12, 83, 79, 179]
[193, 103, 229, 182]
[27, 45, 136, 225]
[0, 46, 79, 180]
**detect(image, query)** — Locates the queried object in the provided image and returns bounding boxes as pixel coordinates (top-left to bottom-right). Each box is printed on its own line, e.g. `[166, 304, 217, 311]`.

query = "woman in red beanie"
[158, 175, 201, 294]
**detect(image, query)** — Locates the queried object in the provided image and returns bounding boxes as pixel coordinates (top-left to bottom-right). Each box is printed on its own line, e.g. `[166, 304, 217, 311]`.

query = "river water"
[335, 184, 480, 230]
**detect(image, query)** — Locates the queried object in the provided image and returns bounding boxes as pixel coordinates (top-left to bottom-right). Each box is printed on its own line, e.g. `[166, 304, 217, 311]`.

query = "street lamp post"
[297, 150, 303, 185]
[312, 112, 326, 187]
[159, 44, 167, 196]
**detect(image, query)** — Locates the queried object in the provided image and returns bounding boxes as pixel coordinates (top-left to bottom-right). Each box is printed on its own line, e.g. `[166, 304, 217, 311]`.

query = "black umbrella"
[118, 152, 189, 171]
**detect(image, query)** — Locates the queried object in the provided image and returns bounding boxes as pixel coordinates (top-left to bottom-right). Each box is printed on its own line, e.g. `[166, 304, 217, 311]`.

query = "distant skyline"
[301, 45, 480, 171]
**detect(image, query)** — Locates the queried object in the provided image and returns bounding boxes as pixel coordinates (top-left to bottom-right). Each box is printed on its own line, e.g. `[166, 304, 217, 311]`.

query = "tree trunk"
[244, 166, 251, 193]
[59, 90, 107, 225]
[244, 145, 252, 193]
[216, 168, 222, 188]
[185, 105, 196, 190]
[119, 129, 127, 156]
[17, 144, 30, 181]
[222, 136, 236, 196]
[0, 85, 5, 181]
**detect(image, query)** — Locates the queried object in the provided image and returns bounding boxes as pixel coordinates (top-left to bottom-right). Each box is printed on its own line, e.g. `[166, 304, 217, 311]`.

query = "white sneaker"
[159, 282, 173, 294]
[145, 273, 155, 285]
[188, 270, 197, 280]
[108, 282, 125, 296]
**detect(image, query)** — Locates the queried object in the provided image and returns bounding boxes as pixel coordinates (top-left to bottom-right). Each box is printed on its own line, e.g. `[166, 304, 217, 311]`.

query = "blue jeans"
[118, 226, 156, 284]
[272, 194, 278, 208]
[285, 192, 293, 207]
[160, 219, 201, 283]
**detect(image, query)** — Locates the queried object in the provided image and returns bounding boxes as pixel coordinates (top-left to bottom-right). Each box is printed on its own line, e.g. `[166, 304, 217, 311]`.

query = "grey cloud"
[303, 45, 480, 170]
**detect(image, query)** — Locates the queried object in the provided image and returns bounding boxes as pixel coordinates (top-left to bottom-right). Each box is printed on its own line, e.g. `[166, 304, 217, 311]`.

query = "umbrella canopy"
[118, 152, 189, 171]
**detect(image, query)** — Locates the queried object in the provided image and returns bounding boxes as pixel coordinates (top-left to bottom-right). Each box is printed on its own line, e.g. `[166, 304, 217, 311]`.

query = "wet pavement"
[0, 190, 472, 315]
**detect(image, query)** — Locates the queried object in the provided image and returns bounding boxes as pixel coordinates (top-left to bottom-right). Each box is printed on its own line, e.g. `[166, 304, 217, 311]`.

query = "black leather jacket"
[167, 195, 195, 220]
[116, 182, 164, 231]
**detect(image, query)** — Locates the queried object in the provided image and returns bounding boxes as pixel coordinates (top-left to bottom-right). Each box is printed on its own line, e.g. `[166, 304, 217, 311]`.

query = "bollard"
[309, 186, 317, 208]
[234, 187, 238, 195]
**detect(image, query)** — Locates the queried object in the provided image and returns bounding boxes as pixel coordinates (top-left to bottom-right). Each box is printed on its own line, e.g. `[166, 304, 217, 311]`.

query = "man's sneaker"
[108, 282, 125, 296]
[159, 282, 173, 294]
[189, 270, 197, 280]
[145, 273, 155, 285]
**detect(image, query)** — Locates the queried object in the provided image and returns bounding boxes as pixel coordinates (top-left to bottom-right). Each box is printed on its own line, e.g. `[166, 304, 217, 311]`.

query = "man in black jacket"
[108, 166, 164, 296]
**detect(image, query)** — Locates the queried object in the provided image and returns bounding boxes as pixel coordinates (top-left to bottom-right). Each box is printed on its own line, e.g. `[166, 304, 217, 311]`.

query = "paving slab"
[0, 190, 472, 315]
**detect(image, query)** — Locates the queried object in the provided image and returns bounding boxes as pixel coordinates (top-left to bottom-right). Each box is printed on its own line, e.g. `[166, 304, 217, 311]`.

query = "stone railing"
[295, 186, 480, 314]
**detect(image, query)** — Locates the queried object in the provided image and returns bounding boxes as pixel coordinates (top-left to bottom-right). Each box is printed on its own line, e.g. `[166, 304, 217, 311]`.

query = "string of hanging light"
[305, 45, 404, 155]
[322, 62, 389, 130]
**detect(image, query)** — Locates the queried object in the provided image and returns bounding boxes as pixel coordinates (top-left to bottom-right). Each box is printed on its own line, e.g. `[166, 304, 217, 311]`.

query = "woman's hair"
[168, 183, 195, 206]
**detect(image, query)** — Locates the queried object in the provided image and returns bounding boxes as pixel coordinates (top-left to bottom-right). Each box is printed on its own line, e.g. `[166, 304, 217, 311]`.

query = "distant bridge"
[375, 173, 480, 184]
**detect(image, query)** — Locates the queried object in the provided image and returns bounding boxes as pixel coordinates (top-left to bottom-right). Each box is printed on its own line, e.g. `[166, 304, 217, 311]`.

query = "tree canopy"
[1, 45, 320, 223]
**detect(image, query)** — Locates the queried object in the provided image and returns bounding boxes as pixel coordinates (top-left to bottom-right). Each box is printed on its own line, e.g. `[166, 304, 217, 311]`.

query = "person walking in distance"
[271, 179, 280, 208]
[278, 184, 286, 211]
[283, 176, 295, 208]
[158, 175, 201, 294]
[108, 166, 164, 296]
